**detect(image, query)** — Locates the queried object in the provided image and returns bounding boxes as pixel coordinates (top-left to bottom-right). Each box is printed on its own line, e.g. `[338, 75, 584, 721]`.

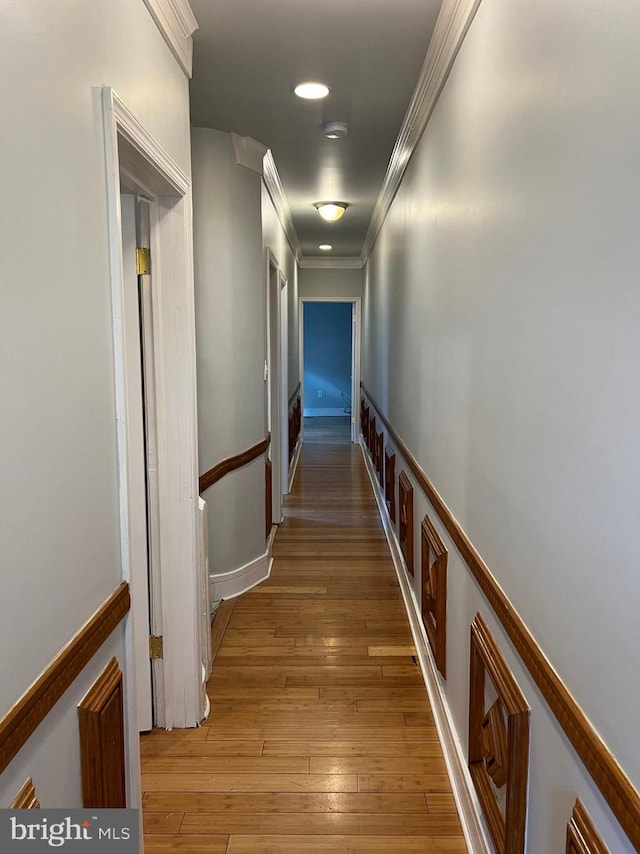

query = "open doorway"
[300, 298, 361, 444]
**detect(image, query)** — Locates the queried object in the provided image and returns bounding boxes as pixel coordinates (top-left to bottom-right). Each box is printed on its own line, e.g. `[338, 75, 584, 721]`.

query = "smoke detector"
[322, 121, 349, 139]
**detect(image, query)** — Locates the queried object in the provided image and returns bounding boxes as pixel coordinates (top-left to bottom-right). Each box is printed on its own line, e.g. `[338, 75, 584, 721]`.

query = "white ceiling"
[189, 0, 444, 259]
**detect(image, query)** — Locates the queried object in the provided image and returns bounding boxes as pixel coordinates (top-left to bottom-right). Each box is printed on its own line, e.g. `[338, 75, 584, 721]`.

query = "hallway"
[140, 441, 466, 853]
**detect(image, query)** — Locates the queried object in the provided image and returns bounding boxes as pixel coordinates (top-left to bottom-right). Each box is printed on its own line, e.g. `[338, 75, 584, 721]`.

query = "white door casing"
[103, 88, 204, 756]
[266, 250, 284, 522]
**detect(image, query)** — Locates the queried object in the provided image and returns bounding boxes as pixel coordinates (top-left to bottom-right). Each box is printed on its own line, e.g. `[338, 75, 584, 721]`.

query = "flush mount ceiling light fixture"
[319, 244, 333, 251]
[294, 82, 330, 100]
[322, 121, 349, 139]
[314, 202, 348, 222]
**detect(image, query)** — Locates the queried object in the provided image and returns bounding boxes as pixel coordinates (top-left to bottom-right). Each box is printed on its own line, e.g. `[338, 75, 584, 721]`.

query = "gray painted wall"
[300, 267, 363, 299]
[192, 128, 266, 576]
[362, 1, 640, 851]
[0, 0, 191, 807]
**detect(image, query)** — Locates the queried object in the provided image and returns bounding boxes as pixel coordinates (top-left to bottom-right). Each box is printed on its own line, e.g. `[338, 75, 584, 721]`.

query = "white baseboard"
[359, 438, 491, 854]
[303, 408, 349, 417]
[288, 438, 303, 491]
[210, 541, 273, 600]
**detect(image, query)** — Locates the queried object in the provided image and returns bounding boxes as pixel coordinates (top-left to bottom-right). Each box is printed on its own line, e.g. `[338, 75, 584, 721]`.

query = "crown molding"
[299, 257, 363, 270]
[263, 150, 303, 262]
[361, 0, 483, 262]
[141, 0, 198, 77]
[230, 133, 268, 175]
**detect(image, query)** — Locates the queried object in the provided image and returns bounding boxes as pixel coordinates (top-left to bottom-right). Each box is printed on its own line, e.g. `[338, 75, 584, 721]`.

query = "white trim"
[141, 0, 198, 77]
[210, 547, 273, 601]
[360, 0, 483, 263]
[288, 439, 303, 492]
[303, 408, 349, 417]
[231, 133, 268, 175]
[299, 256, 363, 270]
[266, 250, 284, 523]
[110, 91, 190, 194]
[359, 440, 491, 854]
[103, 88, 203, 733]
[279, 277, 289, 496]
[263, 150, 302, 261]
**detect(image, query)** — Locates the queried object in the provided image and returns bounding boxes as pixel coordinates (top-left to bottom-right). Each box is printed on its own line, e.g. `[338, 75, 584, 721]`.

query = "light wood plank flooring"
[141, 441, 467, 853]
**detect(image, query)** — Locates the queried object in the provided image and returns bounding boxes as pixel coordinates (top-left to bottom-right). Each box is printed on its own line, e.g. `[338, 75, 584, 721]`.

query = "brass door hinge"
[149, 635, 163, 660]
[136, 247, 151, 275]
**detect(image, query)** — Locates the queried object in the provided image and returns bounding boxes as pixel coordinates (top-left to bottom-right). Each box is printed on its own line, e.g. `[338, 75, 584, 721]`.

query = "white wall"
[192, 128, 267, 577]
[0, 0, 192, 806]
[262, 186, 299, 399]
[300, 267, 363, 300]
[362, 0, 640, 851]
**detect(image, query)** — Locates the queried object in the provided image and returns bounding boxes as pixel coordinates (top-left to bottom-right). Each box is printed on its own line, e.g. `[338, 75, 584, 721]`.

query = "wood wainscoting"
[469, 614, 530, 854]
[199, 433, 274, 543]
[360, 382, 640, 851]
[368, 413, 376, 456]
[78, 658, 126, 808]
[421, 515, 448, 679]
[398, 471, 414, 576]
[0, 583, 130, 776]
[199, 435, 271, 495]
[375, 425, 384, 486]
[384, 444, 396, 523]
[265, 458, 273, 539]
[288, 385, 302, 463]
[11, 778, 40, 809]
[567, 800, 609, 854]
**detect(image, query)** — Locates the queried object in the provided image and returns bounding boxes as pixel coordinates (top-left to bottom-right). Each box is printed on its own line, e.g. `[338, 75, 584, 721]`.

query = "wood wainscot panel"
[362, 404, 369, 443]
[78, 658, 126, 808]
[368, 414, 376, 455]
[265, 457, 273, 538]
[566, 800, 609, 854]
[398, 471, 414, 576]
[288, 394, 301, 463]
[375, 426, 384, 486]
[384, 444, 396, 524]
[360, 382, 640, 850]
[288, 410, 295, 462]
[11, 778, 40, 809]
[360, 397, 366, 436]
[0, 584, 130, 775]
[469, 614, 530, 854]
[295, 396, 301, 437]
[421, 515, 447, 679]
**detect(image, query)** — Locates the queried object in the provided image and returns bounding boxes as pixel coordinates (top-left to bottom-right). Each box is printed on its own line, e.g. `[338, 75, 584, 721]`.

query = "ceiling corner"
[360, 0, 483, 262]
[141, 0, 198, 77]
[231, 133, 268, 175]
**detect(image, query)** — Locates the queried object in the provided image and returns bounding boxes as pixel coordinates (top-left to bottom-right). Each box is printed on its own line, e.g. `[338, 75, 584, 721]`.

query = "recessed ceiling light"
[319, 244, 333, 251]
[322, 121, 349, 139]
[314, 202, 348, 223]
[294, 82, 330, 100]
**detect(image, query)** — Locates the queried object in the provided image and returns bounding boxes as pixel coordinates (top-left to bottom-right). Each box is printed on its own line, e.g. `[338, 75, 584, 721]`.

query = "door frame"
[299, 297, 361, 444]
[103, 89, 203, 760]
[265, 250, 288, 522]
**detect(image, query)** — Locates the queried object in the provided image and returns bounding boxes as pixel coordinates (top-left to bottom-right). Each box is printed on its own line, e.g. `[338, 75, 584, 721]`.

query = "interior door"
[119, 192, 153, 731]
[135, 197, 164, 727]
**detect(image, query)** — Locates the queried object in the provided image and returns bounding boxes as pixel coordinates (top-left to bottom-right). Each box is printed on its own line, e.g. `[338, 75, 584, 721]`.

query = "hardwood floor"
[303, 416, 352, 444]
[141, 441, 467, 853]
